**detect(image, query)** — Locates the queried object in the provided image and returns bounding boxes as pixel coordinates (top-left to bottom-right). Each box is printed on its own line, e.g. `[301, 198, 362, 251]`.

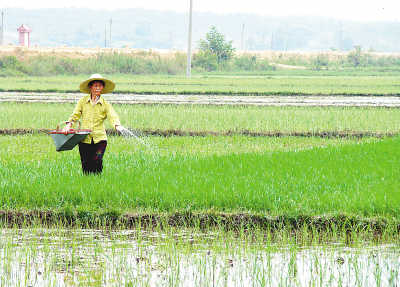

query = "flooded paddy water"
[0, 227, 399, 287]
[1, 92, 400, 107]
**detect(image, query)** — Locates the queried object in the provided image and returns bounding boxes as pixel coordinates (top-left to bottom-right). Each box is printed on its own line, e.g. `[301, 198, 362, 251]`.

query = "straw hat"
[79, 74, 115, 94]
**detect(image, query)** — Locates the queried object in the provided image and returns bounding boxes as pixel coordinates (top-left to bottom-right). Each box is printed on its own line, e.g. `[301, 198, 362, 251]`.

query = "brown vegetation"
[0, 45, 181, 60]
[3, 45, 400, 61]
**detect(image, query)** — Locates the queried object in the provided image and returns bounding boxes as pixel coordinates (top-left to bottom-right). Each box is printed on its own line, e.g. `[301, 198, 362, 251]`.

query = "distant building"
[17, 24, 32, 47]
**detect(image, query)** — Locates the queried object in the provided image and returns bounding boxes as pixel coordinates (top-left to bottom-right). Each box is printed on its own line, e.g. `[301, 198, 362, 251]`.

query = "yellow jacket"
[68, 95, 120, 144]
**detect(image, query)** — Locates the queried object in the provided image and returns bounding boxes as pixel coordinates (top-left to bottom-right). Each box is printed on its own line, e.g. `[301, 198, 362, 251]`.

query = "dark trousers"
[78, 140, 107, 175]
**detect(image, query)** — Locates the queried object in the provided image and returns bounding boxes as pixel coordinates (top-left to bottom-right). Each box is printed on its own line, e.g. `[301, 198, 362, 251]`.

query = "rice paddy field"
[2, 102, 400, 134]
[1, 72, 400, 286]
[1, 73, 400, 95]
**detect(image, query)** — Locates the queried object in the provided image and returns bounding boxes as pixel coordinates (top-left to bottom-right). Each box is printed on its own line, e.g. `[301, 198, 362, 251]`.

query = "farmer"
[63, 74, 126, 175]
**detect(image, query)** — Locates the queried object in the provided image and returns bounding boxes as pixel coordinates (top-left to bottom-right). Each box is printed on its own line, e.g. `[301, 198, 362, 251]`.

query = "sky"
[1, 0, 399, 22]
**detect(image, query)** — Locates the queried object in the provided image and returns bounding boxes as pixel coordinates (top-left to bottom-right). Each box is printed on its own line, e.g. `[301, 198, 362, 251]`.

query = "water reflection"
[0, 228, 399, 286]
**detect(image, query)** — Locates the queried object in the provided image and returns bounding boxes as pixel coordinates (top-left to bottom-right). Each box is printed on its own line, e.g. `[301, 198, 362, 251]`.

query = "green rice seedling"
[0, 226, 399, 286]
[2, 102, 400, 135]
[2, 134, 400, 224]
[1, 73, 400, 95]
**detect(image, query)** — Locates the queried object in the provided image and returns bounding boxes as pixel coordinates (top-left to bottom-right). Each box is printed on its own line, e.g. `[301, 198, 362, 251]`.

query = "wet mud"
[0, 128, 396, 138]
[0, 210, 396, 235]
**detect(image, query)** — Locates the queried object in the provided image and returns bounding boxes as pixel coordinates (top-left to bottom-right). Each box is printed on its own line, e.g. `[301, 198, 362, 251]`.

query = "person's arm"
[105, 101, 121, 129]
[63, 99, 83, 132]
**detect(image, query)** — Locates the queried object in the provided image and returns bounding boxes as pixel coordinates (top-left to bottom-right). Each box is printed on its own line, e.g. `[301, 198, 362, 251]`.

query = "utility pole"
[186, 0, 193, 78]
[338, 22, 343, 51]
[0, 11, 4, 46]
[109, 18, 112, 48]
[270, 32, 274, 50]
[241, 23, 245, 51]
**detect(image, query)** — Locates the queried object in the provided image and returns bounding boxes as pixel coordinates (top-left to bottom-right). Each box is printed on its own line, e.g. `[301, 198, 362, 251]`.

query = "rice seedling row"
[1, 102, 400, 134]
[1, 134, 398, 222]
[1, 74, 400, 95]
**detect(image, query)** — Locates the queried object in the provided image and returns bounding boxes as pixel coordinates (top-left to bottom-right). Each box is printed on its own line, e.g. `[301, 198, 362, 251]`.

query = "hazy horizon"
[1, 0, 399, 22]
[1, 6, 400, 52]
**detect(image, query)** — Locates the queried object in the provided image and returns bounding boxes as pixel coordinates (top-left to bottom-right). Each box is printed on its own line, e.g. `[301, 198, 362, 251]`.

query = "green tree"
[311, 54, 329, 71]
[198, 26, 235, 63]
[192, 51, 218, 71]
[347, 45, 364, 67]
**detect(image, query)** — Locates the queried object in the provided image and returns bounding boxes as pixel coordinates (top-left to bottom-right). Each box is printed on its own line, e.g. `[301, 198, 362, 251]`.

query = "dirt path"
[1, 92, 400, 107]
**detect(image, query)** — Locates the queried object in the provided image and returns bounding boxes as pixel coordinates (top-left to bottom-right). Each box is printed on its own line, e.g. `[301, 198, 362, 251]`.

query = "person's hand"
[116, 125, 126, 133]
[62, 122, 72, 134]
